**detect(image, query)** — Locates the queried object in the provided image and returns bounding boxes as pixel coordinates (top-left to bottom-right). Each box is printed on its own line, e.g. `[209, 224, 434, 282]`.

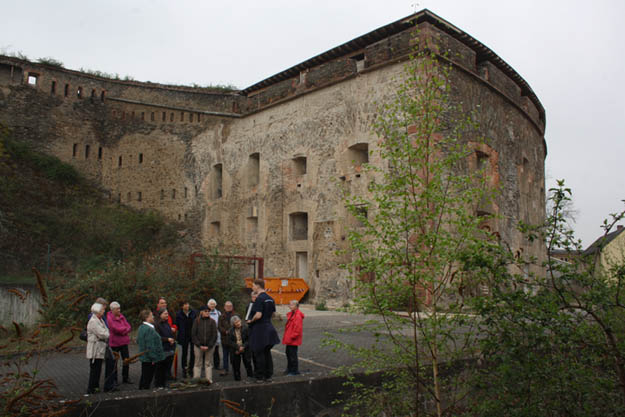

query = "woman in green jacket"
[137, 309, 165, 389]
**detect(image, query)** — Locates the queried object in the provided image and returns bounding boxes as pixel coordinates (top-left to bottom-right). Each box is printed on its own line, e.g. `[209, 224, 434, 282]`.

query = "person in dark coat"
[218, 301, 236, 376]
[175, 301, 196, 378]
[137, 309, 165, 389]
[191, 305, 218, 383]
[225, 315, 254, 381]
[154, 308, 176, 387]
[247, 279, 280, 382]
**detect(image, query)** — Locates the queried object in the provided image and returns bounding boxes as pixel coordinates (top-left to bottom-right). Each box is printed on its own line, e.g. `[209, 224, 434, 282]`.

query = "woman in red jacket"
[282, 300, 304, 376]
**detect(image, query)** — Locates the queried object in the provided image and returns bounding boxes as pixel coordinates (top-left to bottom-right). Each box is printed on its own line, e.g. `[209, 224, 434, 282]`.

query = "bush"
[41, 250, 249, 328]
[315, 300, 328, 311]
[36, 56, 64, 68]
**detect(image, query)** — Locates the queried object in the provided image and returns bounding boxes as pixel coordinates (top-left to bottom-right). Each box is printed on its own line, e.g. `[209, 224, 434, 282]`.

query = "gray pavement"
[26, 306, 377, 399]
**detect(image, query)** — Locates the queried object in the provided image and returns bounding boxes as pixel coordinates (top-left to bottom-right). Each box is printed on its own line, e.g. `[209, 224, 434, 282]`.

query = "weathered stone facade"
[0, 10, 546, 305]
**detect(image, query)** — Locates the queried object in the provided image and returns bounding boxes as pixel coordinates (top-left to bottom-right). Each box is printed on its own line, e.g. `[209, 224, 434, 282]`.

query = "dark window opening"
[213, 163, 223, 199]
[141, 112, 145, 121]
[476, 151, 489, 171]
[289, 212, 308, 240]
[184, 187, 188, 198]
[121, 112, 126, 120]
[353, 205, 368, 228]
[85, 144, 90, 159]
[50, 81, 56, 94]
[98, 147, 102, 160]
[137, 191, 142, 202]
[100, 91, 105, 102]
[160, 189, 165, 200]
[195, 185, 199, 196]
[118, 156, 122, 167]
[77, 86, 83, 98]
[151, 112, 155, 121]
[127, 192, 131, 201]
[189, 113, 193, 122]
[139, 153, 143, 164]
[350, 53, 366, 72]
[211, 221, 221, 235]
[72, 143, 77, 158]
[293, 156, 307, 175]
[131, 111, 135, 119]
[248, 153, 260, 188]
[170, 113, 174, 122]
[162, 112, 166, 121]
[197, 114, 201, 123]
[178, 214, 181, 220]
[348, 143, 369, 166]
[64, 84, 69, 97]
[91, 89, 96, 100]
[117, 193, 121, 203]
[180, 112, 184, 121]
[172, 189, 176, 199]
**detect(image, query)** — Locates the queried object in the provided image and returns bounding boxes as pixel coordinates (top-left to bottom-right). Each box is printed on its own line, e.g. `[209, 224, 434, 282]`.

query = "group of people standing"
[85, 279, 305, 394]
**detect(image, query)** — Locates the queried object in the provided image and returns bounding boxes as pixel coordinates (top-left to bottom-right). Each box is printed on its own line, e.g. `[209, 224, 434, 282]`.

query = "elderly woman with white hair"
[86, 302, 110, 394]
[107, 301, 132, 385]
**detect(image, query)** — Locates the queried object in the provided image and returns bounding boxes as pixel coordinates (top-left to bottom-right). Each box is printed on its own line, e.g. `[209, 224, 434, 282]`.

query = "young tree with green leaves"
[327, 34, 501, 416]
[469, 182, 625, 416]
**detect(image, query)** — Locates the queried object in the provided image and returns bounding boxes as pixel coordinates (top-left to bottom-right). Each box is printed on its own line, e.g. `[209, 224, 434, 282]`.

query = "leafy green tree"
[327, 35, 500, 416]
[469, 181, 625, 416]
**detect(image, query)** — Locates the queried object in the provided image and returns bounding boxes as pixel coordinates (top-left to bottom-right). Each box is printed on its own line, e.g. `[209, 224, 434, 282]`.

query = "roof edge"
[239, 9, 545, 125]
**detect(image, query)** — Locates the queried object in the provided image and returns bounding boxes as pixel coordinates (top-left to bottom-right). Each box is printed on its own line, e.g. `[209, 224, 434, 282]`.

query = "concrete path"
[25, 306, 376, 399]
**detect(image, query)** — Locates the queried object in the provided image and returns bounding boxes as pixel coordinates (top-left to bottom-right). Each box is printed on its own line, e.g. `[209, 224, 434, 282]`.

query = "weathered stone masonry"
[0, 10, 546, 305]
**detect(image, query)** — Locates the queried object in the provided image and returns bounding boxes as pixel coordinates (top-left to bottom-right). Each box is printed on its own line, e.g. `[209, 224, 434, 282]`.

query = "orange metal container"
[244, 277, 309, 305]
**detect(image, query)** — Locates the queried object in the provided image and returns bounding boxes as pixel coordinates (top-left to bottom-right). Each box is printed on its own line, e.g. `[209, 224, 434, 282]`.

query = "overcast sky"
[2, 0, 623, 247]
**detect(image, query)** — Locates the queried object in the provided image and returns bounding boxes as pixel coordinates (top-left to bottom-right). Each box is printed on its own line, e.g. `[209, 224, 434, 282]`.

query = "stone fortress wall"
[0, 10, 546, 304]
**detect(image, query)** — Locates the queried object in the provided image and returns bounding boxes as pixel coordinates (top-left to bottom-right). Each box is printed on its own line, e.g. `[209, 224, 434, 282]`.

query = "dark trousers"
[213, 344, 220, 369]
[103, 353, 116, 391]
[254, 345, 274, 380]
[230, 349, 253, 380]
[87, 358, 103, 394]
[252, 351, 258, 378]
[111, 345, 129, 382]
[222, 345, 230, 372]
[155, 356, 172, 387]
[139, 362, 156, 389]
[180, 340, 195, 373]
[286, 345, 299, 374]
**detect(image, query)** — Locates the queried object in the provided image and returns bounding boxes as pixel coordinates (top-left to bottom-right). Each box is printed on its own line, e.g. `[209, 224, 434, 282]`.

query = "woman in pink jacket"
[107, 301, 132, 384]
[282, 300, 304, 376]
